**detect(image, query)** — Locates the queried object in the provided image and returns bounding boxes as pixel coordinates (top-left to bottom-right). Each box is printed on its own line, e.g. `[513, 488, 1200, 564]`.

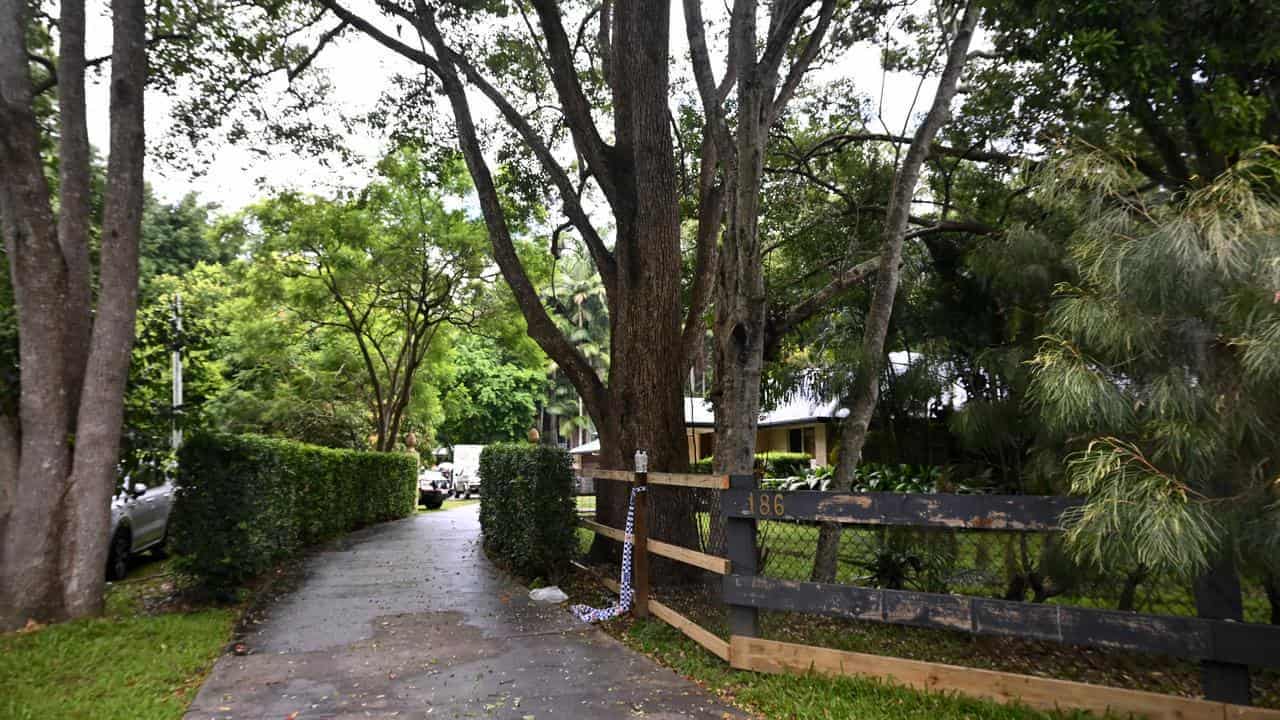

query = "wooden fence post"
[1195, 557, 1251, 705]
[632, 469, 650, 618]
[725, 473, 759, 638]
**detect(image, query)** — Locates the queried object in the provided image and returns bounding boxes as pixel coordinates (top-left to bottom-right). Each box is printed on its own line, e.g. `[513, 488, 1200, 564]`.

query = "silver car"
[107, 477, 175, 581]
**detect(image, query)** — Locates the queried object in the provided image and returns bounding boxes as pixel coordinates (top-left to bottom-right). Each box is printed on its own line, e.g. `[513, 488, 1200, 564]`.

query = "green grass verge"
[0, 559, 236, 720]
[418, 497, 480, 513]
[621, 617, 1088, 720]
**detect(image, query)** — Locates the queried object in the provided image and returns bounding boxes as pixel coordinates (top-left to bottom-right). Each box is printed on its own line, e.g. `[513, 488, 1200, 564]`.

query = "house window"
[699, 432, 715, 459]
[788, 427, 816, 456]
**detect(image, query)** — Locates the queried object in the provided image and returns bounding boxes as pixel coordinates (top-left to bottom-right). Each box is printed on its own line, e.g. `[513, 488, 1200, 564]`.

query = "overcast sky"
[82, 3, 945, 212]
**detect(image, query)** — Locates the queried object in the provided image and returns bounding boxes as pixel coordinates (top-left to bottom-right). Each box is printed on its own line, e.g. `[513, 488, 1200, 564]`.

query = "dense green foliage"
[1029, 147, 1280, 580]
[170, 433, 416, 590]
[478, 444, 577, 581]
[437, 336, 545, 445]
[691, 452, 812, 478]
[767, 463, 945, 494]
[113, 147, 545, 456]
[236, 150, 491, 451]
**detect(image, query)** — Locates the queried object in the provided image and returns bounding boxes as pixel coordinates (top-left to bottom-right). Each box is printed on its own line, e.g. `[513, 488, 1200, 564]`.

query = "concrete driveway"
[184, 504, 744, 719]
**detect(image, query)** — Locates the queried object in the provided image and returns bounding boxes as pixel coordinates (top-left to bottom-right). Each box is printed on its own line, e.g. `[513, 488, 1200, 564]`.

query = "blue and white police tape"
[571, 485, 647, 623]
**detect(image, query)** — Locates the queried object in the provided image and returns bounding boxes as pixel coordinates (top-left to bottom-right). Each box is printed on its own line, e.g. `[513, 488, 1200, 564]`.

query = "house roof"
[568, 395, 846, 455]
[681, 395, 846, 428]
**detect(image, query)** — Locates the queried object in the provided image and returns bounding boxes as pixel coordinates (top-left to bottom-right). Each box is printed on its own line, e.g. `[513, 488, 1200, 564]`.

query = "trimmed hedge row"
[478, 443, 576, 581]
[171, 432, 417, 591]
[690, 451, 813, 478]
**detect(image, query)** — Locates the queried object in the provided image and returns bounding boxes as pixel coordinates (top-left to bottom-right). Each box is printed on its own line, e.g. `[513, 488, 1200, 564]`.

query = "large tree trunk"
[811, 1, 980, 583]
[698, 0, 838, 487]
[711, 0, 770, 482]
[0, 0, 147, 630]
[57, 0, 93, 422]
[589, 0, 696, 570]
[59, 0, 146, 619]
[0, 0, 75, 628]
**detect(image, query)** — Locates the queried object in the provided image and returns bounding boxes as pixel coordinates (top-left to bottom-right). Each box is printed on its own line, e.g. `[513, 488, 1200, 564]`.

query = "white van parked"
[450, 444, 484, 498]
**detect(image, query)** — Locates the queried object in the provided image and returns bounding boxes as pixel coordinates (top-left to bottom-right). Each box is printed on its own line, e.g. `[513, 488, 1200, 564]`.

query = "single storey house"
[569, 395, 844, 477]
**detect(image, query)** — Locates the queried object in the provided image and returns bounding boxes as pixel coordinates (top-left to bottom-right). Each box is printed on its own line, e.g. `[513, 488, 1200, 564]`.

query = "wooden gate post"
[725, 473, 759, 638]
[1195, 556, 1251, 705]
[632, 469, 650, 618]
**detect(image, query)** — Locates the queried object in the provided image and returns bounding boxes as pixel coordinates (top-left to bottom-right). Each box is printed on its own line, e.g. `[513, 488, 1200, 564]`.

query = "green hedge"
[170, 432, 417, 591]
[690, 451, 813, 478]
[478, 443, 576, 581]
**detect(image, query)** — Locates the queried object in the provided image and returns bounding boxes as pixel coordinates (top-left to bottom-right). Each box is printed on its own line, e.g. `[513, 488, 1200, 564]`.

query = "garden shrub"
[478, 443, 576, 581]
[170, 432, 417, 591]
[757, 451, 812, 478]
[689, 452, 813, 478]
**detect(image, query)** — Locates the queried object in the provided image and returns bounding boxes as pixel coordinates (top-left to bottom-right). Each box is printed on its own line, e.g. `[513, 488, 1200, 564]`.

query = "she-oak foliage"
[1029, 146, 1280, 581]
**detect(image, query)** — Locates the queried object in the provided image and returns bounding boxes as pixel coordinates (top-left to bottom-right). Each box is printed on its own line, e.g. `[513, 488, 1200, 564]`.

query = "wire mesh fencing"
[753, 517, 1279, 621]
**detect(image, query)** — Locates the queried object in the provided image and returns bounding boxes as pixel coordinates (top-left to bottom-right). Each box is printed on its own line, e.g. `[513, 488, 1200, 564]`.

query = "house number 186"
[747, 493, 785, 517]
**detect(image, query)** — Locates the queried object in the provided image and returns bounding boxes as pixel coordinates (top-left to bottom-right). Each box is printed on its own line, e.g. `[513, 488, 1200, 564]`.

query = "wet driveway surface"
[184, 505, 745, 719]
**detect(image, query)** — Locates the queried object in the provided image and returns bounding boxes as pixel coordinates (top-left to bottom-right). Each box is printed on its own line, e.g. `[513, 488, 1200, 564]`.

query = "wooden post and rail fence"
[576, 467, 1280, 720]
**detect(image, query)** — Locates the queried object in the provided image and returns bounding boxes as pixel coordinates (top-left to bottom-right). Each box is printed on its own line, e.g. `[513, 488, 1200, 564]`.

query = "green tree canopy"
[436, 335, 545, 446]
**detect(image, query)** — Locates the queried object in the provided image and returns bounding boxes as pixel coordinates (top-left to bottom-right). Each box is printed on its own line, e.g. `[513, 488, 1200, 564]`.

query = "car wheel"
[106, 529, 130, 581]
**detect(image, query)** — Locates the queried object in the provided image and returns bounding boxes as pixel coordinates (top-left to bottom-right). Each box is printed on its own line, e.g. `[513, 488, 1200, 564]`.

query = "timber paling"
[579, 469, 1280, 720]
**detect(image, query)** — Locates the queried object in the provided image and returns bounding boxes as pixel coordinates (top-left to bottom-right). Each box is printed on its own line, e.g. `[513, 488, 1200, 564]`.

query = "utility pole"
[171, 293, 183, 452]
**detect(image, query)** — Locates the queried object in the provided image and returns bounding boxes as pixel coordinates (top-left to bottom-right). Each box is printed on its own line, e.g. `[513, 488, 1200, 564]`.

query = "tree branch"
[681, 134, 722, 370]
[789, 130, 1023, 165]
[318, 0, 438, 69]
[764, 256, 878, 357]
[528, 0, 619, 207]
[431, 33, 618, 297]
[769, 0, 835, 125]
[416, 8, 609, 425]
[288, 20, 347, 81]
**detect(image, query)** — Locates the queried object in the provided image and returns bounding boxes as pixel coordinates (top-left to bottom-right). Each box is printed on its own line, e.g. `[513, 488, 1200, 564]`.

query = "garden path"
[184, 504, 744, 719]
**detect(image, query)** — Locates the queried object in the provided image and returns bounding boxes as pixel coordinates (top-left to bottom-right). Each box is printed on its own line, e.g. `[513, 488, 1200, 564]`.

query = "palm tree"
[542, 253, 610, 447]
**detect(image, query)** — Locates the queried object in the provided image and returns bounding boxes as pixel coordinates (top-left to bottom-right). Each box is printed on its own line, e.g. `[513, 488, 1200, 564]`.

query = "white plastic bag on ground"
[529, 586, 568, 603]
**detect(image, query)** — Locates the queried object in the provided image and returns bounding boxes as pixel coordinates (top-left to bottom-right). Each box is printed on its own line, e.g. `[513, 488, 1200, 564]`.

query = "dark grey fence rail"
[723, 574, 1277, 667]
[721, 488, 1083, 530]
[721, 477, 1280, 706]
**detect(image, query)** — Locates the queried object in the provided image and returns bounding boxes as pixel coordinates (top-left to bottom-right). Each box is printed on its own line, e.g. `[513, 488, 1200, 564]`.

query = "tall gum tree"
[808, 0, 980, 583]
[308, 0, 696, 552]
[682, 0, 838, 482]
[296, 0, 865, 558]
[0, 0, 147, 629]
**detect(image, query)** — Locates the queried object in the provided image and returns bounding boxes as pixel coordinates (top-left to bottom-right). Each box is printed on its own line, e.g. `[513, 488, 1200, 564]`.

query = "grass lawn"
[418, 497, 480, 512]
[0, 557, 236, 720]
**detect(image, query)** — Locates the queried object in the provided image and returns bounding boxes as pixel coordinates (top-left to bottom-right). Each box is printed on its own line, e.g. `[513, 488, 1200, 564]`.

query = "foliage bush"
[478, 443, 577, 581]
[170, 432, 417, 591]
[767, 463, 947, 493]
[689, 451, 813, 478]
